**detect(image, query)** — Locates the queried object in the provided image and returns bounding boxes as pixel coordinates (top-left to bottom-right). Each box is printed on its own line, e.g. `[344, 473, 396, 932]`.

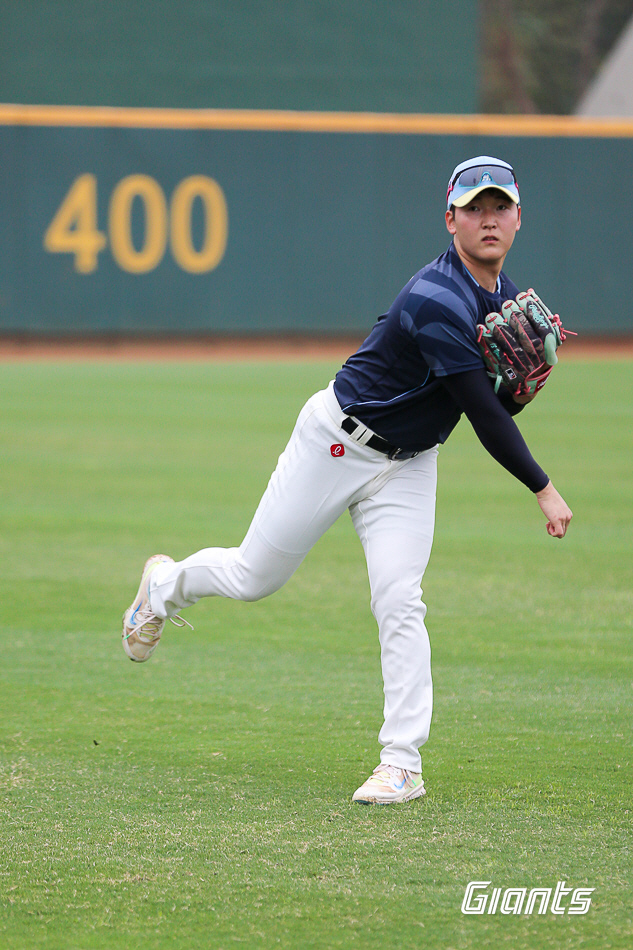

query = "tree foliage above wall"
[482, 0, 632, 113]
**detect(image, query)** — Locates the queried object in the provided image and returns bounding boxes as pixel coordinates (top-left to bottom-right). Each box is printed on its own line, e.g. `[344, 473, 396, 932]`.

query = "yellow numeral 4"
[44, 174, 107, 273]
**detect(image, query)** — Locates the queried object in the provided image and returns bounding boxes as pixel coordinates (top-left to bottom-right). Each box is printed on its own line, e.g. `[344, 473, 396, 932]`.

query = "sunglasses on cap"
[447, 164, 518, 203]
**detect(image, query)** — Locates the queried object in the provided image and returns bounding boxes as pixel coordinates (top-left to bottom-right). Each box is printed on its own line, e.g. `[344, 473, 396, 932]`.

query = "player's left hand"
[535, 480, 573, 538]
[477, 289, 572, 399]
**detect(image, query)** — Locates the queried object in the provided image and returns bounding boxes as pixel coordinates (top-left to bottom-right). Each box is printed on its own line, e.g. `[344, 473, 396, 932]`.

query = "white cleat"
[352, 764, 426, 805]
[122, 555, 192, 662]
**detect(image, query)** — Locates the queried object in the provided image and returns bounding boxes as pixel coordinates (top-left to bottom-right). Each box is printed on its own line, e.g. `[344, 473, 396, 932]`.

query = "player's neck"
[453, 247, 504, 293]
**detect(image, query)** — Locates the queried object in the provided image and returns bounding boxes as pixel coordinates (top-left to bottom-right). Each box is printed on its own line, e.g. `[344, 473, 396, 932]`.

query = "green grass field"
[0, 358, 631, 950]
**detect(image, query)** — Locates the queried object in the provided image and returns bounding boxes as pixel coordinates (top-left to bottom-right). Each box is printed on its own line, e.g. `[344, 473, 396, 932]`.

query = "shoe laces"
[370, 763, 406, 784]
[170, 615, 194, 631]
[125, 605, 194, 641]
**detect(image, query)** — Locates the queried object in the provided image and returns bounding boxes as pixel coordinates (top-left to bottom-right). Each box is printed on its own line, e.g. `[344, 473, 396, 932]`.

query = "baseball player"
[122, 155, 572, 805]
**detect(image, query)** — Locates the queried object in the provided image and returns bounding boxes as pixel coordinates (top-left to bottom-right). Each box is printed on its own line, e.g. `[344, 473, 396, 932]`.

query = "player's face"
[445, 189, 521, 267]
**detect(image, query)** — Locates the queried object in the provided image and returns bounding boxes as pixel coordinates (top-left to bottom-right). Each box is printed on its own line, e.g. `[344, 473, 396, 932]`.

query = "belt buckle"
[389, 447, 419, 461]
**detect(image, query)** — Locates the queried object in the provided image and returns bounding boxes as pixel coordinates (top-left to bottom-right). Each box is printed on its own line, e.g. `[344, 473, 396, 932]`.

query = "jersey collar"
[463, 265, 501, 294]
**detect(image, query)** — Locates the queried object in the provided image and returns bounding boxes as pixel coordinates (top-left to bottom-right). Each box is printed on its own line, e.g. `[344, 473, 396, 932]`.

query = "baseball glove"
[476, 289, 572, 397]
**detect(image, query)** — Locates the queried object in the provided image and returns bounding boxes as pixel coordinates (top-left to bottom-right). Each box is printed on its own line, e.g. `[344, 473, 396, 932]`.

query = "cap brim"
[451, 184, 520, 208]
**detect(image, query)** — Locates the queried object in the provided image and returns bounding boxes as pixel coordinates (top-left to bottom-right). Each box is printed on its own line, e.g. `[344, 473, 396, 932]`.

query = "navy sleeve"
[497, 388, 526, 418]
[440, 369, 549, 493]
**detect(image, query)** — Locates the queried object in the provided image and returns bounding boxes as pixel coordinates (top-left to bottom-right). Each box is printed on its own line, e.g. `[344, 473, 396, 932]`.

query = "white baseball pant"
[150, 382, 438, 772]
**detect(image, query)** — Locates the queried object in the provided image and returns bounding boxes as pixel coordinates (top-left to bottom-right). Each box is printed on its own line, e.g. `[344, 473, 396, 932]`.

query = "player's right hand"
[535, 481, 573, 538]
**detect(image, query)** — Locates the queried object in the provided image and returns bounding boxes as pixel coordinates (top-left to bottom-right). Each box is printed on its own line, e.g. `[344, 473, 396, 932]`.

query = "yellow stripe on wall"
[1, 103, 633, 138]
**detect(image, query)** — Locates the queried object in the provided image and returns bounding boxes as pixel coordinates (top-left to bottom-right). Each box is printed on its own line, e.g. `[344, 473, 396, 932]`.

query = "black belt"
[341, 416, 420, 461]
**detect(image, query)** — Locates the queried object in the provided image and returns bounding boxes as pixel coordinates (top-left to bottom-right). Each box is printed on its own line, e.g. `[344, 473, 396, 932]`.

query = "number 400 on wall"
[44, 173, 228, 274]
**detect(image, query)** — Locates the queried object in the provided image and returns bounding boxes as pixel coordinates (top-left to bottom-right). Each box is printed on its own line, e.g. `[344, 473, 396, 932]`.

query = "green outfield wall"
[1, 108, 632, 335]
[0, 1, 477, 114]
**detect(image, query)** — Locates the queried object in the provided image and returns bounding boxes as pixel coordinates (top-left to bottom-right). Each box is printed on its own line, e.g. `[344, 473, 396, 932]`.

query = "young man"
[122, 155, 572, 804]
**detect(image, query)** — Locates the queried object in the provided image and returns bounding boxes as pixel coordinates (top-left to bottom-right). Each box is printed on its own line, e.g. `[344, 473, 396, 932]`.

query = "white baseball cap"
[446, 155, 520, 210]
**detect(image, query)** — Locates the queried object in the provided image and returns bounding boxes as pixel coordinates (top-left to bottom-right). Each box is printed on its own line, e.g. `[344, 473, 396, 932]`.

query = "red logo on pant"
[330, 443, 345, 457]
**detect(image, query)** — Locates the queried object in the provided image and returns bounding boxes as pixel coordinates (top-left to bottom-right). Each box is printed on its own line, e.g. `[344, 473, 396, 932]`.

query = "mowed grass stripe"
[0, 360, 630, 949]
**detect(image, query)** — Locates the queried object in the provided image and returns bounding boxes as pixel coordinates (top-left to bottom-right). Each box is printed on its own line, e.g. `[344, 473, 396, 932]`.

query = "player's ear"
[445, 208, 457, 234]
[515, 205, 522, 231]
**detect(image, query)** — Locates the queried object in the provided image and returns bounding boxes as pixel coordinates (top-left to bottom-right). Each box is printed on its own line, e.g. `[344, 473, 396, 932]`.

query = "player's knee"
[231, 569, 285, 603]
[370, 578, 426, 625]
[229, 548, 299, 602]
[238, 585, 269, 603]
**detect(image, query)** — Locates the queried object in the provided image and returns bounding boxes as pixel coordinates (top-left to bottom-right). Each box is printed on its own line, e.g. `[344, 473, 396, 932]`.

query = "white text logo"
[462, 880, 595, 916]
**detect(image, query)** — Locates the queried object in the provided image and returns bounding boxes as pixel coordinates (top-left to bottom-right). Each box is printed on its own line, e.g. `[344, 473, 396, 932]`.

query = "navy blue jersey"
[334, 242, 520, 451]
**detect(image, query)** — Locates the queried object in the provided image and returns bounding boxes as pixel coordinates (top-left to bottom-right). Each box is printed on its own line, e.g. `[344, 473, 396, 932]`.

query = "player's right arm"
[401, 276, 572, 537]
[440, 368, 572, 537]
